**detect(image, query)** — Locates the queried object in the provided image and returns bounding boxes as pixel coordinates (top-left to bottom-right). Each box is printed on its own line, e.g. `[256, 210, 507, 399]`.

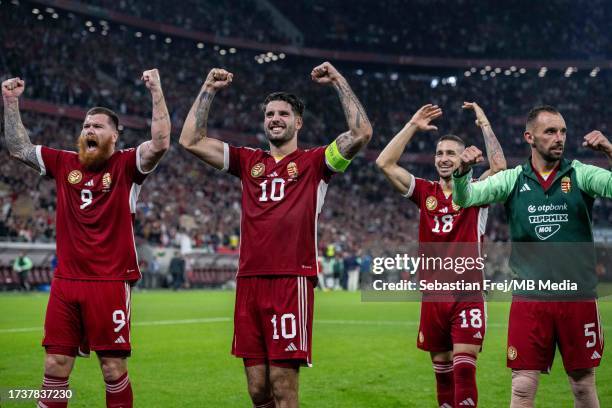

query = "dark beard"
[77, 136, 113, 170]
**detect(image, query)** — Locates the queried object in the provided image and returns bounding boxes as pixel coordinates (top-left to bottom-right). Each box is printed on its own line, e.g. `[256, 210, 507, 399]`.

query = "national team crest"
[451, 201, 461, 212]
[287, 162, 298, 179]
[251, 163, 265, 178]
[102, 173, 112, 189]
[507, 346, 517, 361]
[67, 170, 82, 184]
[561, 176, 571, 193]
[425, 196, 438, 211]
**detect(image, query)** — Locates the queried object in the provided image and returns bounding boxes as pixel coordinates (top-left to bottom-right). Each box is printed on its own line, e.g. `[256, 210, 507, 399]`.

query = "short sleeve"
[314, 146, 335, 183]
[227, 144, 245, 178]
[404, 176, 428, 204]
[126, 147, 149, 185]
[38, 146, 63, 179]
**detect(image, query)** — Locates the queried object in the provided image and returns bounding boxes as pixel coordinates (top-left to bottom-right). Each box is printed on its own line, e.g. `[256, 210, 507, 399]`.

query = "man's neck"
[531, 153, 560, 175]
[439, 177, 453, 192]
[269, 140, 298, 160]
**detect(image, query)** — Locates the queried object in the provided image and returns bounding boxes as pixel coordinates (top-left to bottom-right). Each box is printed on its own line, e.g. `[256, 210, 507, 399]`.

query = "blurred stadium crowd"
[0, 0, 611, 264]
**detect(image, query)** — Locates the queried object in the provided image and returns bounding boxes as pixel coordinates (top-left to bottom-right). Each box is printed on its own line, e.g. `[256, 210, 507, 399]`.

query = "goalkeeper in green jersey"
[452, 105, 611, 408]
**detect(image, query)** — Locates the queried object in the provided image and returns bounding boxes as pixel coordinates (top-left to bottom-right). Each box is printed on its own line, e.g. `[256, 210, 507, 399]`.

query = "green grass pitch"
[0, 290, 610, 407]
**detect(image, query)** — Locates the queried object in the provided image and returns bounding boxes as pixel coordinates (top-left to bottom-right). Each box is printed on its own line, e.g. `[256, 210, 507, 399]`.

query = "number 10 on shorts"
[271, 313, 296, 340]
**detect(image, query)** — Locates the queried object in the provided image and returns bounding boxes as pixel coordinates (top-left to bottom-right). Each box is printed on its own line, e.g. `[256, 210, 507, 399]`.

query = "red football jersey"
[224, 144, 334, 277]
[406, 176, 488, 286]
[36, 145, 150, 281]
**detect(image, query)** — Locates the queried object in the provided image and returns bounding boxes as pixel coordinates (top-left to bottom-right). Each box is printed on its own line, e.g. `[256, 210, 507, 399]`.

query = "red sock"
[105, 372, 133, 408]
[454, 353, 478, 407]
[38, 374, 69, 408]
[254, 400, 274, 408]
[433, 361, 454, 408]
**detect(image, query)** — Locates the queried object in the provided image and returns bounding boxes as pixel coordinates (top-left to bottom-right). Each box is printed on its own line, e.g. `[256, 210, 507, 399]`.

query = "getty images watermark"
[360, 242, 610, 302]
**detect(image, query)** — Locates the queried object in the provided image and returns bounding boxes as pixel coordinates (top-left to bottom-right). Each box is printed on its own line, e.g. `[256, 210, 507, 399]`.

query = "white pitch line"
[0, 317, 504, 334]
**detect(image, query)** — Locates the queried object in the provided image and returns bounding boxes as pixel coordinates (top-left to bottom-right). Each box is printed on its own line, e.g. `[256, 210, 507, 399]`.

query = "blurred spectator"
[13, 251, 33, 291]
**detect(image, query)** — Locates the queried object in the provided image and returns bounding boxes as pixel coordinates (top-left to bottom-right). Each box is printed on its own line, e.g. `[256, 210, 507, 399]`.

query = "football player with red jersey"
[376, 103, 506, 407]
[179, 62, 372, 407]
[2, 70, 170, 408]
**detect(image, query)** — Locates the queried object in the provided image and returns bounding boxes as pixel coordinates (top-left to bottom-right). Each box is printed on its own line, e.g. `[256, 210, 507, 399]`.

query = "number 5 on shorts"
[584, 323, 596, 348]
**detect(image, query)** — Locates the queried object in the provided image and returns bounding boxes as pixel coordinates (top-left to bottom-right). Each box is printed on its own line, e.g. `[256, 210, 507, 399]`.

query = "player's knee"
[99, 357, 127, 382]
[568, 369, 596, 400]
[44, 354, 74, 377]
[270, 368, 298, 402]
[511, 370, 539, 403]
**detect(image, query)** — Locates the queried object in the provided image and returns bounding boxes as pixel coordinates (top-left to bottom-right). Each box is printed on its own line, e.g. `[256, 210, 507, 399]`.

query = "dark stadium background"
[0, 1, 611, 406]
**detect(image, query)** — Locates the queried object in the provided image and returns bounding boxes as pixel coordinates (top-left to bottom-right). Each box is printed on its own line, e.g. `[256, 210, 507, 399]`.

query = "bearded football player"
[2, 69, 170, 408]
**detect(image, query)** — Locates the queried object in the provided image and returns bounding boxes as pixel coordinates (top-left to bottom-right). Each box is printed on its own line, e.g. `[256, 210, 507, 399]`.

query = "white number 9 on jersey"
[80, 189, 93, 209]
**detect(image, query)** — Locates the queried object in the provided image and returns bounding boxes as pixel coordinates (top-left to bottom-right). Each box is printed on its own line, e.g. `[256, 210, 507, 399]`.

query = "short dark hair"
[85, 107, 119, 130]
[437, 134, 465, 147]
[262, 92, 305, 117]
[526, 105, 560, 130]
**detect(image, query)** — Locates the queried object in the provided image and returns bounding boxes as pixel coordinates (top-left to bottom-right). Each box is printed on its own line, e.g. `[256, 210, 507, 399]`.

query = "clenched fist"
[2, 77, 25, 99]
[582, 131, 612, 155]
[311, 62, 343, 85]
[457, 146, 485, 175]
[203, 68, 233, 92]
[142, 69, 162, 92]
[462, 102, 490, 128]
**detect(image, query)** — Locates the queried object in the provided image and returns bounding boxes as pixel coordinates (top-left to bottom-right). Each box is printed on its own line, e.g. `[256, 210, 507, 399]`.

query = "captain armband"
[325, 140, 352, 173]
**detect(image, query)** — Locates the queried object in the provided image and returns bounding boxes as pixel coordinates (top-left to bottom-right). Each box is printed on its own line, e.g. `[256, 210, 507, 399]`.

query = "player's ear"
[295, 115, 303, 131]
[524, 131, 534, 146]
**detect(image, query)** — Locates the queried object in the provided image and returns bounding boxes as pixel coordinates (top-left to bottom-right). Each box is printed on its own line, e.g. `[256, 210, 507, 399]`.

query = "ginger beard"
[77, 134, 114, 170]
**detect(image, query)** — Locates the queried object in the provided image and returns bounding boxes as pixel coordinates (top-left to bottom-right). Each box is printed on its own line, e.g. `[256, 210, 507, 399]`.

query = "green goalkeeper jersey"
[453, 157, 612, 298]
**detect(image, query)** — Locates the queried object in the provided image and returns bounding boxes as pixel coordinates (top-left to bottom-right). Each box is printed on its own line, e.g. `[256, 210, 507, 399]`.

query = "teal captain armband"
[325, 140, 352, 172]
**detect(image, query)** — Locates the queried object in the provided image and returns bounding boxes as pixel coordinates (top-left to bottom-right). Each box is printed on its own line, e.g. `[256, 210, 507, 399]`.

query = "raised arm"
[311, 62, 373, 162]
[582, 130, 612, 168]
[453, 146, 519, 207]
[179, 68, 233, 170]
[138, 69, 171, 172]
[375, 104, 442, 195]
[2, 78, 40, 172]
[462, 102, 507, 180]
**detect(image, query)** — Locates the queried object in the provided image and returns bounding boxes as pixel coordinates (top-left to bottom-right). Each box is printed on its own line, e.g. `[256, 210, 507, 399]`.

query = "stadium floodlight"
[197, 42, 204, 49]
[32, 8, 39, 14]
[37, 14, 43, 20]
[52, 13, 58, 19]
[490, 72, 496, 77]
[267, 52, 274, 57]
[271, 55, 278, 61]
[229, 48, 236, 54]
[494, 68, 501, 73]
[470, 67, 477, 72]
[85, 20, 92, 27]
[485, 65, 491, 71]
[510, 66, 517, 71]
[479, 69, 486, 75]
[464, 71, 471, 77]
[430, 78, 439, 88]
[356, 69, 363, 75]
[519, 68, 526, 74]
[88, 26, 95, 32]
[447, 76, 457, 85]
[279, 53, 285, 59]
[149, 34, 156, 40]
[390, 73, 399, 80]
[504, 70, 511, 75]
[165, 37, 172, 44]
[45, 7, 54, 13]
[101, 31, 108, 36]
[135, 32, 142, 38]
[219, 49, 227, 55]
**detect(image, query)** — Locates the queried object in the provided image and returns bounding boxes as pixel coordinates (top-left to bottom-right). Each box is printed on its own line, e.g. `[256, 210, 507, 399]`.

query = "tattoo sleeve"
[3, 99, 40, 172]
[150, 90, 171, 147]
[332, 78, 372, 159]
[481, 124, 506, 171]
[194, 90, 215, 140]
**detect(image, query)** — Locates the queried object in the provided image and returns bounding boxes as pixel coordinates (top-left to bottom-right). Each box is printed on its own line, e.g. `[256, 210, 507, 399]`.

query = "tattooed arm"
[139, 69, 171, 172]
[179, 68, 233, 169]
[462, 102, 507, 180]
[2, 77, 40, 172]
[311, 62, 373, 159]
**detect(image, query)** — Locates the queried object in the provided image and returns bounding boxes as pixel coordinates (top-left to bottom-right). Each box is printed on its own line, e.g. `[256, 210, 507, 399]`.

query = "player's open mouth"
[269, 126, 285, 134]
[86, 139, 99, 151]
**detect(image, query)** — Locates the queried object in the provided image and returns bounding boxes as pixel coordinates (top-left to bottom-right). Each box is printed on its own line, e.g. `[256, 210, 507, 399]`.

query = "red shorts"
[232, 276, 314, 366]
[507, 298, 604, 372]
[43, 278, 132, 356]
[417, 295, 486, 352]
